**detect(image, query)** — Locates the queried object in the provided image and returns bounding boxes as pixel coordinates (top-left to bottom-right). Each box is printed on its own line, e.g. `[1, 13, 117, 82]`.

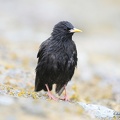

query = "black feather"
[35, 21, 78, 96]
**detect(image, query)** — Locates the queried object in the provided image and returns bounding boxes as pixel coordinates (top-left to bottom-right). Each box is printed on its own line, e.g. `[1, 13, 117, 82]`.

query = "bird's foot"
[60, 95, 70, 101]
[47, 92, 58, 101]
[59, 85, 70, 101]
[45, 84, 58, 101]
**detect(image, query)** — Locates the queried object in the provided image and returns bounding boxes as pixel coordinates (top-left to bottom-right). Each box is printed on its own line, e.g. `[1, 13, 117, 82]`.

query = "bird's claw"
[60, 96, 70, 101]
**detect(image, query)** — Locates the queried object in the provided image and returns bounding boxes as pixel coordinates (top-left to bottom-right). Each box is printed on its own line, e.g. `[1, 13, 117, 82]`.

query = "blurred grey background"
[0, 0, 120, 43]
[0, 0, 120, 76]
[0, 0, 120, 83]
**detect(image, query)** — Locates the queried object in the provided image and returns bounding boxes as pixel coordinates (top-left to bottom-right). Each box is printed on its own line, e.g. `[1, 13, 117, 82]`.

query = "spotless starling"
[35, 21, 82, 101]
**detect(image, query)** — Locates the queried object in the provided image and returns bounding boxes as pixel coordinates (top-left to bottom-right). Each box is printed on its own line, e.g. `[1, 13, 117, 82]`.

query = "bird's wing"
[35, 37, 52, 91]
[72, 40, 77, 67]
[37, 37, 51, 63]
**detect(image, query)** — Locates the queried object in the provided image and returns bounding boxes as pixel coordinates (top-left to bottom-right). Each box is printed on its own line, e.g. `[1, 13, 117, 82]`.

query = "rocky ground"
[0, 38, 120, 120]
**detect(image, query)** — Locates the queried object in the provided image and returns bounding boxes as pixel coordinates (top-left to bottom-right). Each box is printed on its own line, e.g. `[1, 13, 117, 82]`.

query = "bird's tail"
[35, 74, 46, 92]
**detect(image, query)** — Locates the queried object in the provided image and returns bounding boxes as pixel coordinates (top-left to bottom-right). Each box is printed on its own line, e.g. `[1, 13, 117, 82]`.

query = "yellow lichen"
[18, 90, 26, 97]
[5, 64, 15, 69]
[31, 92, 38, 99]
[70, 94, 79, 101]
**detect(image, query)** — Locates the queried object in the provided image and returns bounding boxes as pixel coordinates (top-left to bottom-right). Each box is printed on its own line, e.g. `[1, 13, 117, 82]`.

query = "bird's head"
[51, 21, 82, 38]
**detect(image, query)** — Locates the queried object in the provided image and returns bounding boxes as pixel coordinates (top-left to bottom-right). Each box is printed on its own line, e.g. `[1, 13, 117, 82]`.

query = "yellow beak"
[69, 28, 82, 33]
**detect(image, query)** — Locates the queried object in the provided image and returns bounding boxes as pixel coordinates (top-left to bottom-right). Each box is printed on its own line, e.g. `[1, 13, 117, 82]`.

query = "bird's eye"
[63, 28, 67, 30]
[67, 28, 71, 30]
[63, 28, 70, 31]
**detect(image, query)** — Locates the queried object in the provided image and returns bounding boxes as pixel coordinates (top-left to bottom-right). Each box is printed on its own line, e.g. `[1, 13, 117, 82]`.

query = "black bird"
[35, 21, 82, 101]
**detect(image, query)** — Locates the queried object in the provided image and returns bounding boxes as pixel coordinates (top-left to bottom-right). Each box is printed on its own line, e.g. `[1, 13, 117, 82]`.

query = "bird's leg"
[63, 86, 70, 101]
[60, 85, 70, 101]
[45, 84, 58, 101]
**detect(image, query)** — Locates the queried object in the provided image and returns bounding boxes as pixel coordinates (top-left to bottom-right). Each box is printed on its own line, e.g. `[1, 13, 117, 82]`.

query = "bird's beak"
[69, 28, 82, 33]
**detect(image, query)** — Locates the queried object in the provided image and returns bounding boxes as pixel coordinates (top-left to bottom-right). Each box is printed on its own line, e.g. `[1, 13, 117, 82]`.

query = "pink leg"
[60, 85, 70, 101]
[45, 84, 58, 101]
